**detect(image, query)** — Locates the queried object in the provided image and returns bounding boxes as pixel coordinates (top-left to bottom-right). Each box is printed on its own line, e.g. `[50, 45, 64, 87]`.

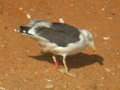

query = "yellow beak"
[92, 46, 96, 53]
[89, 41, 96, 53]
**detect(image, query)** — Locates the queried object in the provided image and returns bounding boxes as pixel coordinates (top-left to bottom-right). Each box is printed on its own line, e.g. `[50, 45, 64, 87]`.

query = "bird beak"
[91, 45, 96, 53]
[89, 41, 96, 53]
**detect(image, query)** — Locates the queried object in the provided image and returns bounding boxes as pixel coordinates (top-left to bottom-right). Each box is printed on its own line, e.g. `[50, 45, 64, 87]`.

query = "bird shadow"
[29, 52, 104, 70]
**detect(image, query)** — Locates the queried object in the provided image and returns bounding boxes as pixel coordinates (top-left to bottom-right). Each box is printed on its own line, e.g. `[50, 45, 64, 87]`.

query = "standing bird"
[18, 20, 96, 77]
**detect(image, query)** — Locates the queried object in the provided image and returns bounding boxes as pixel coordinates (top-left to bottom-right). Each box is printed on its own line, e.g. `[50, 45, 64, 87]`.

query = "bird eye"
[23, 30, 26, 33]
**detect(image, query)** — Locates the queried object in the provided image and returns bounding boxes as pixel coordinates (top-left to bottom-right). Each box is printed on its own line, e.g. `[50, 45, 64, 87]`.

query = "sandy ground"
[0, 0, 120, 90]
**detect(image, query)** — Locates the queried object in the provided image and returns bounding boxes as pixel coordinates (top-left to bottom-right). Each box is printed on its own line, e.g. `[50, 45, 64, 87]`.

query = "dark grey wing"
[51, 23, 80, 39]
[35, 23, 80, 47]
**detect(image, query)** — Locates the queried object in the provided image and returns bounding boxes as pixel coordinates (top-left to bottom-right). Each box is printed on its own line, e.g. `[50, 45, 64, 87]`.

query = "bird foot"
[58, 68, 77, 78]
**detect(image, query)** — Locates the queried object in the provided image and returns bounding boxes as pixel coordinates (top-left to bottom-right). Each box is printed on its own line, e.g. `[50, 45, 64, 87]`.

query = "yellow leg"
[58, 55, 77, 77]
[62, 55, 68, 72]
[52, 56, 56, 63]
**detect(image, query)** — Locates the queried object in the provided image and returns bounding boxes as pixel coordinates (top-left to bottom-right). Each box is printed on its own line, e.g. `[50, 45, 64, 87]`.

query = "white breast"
[38, 32, 89, 56]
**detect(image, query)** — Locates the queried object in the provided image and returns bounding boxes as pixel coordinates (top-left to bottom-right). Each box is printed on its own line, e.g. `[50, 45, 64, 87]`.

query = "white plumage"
[18, 20, 96, 77]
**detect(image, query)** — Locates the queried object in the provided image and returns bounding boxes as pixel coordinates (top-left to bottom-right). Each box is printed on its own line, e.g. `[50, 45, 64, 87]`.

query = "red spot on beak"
[91, 46, 96, 54]
[93, 50, 96, 53]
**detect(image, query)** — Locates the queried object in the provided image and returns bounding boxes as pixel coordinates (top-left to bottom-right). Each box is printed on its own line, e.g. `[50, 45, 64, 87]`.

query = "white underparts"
[37, 31, 89, 56]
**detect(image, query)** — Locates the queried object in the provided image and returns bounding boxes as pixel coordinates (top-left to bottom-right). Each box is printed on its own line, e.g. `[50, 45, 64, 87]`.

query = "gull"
[18, 20, 96, 77]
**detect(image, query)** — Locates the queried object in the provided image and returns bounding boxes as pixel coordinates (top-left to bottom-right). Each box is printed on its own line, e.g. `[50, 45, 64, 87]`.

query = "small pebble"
[103, 36, 110, 40]
[0, 86, 5, 90]
[108, 17, 113, 20]
[45, 83, 54, 88]
[101, 8, 105, 11]
[107, 12, 116, 20]
[26, 13, 31, 19]
[19, 7, 23, 11]
[14, 29, 19, 32]
[45, 78, 52, 82]
[101, 77, 105, 80]
[58, 18, 64, 23]
[104, 68, 111, 72]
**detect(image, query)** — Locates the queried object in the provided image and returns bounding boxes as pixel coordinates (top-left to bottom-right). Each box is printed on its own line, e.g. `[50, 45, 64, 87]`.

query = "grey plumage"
[19, 20, 80, 47]
[18, 20, 96, 77]
[35, 23, 80, 47]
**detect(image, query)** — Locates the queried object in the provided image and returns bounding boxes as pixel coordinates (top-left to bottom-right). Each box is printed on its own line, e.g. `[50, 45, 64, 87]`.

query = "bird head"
[18, 26, 30, 35]
[81, 30, 96, 53]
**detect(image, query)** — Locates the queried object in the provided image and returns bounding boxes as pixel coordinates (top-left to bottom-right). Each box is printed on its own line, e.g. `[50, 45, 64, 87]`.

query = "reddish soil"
[0, 0, 120, 90]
